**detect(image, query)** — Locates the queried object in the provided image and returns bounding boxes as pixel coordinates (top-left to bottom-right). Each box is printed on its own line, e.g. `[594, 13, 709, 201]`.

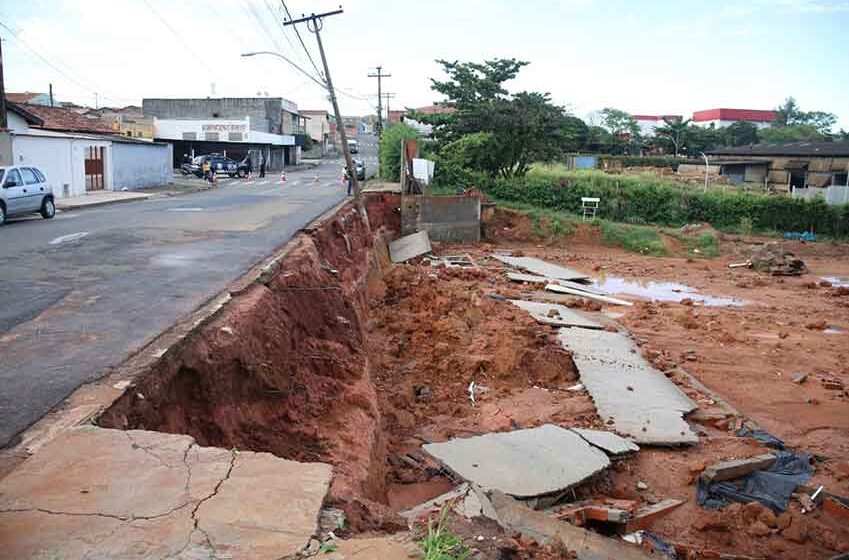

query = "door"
[3, 169, 30, 215]
[20, 167, 47, 211]
[85, 145, 106, 191]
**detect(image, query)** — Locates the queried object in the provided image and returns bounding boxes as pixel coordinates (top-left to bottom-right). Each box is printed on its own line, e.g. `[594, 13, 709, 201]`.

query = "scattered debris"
[700, 454, 778, 484]
[791, 372, 808, 384]
[428, 254, 477, 268]
[423, 424, 610, 501]
[698, 451, 813, 512]
[389, 231, 432, 263]
[625, 499, 687, 533]
[747, 243, 808, 276]
[736, 427, 786, 450]
[492, 254, 590, 281]
[636, 481, 649, 491]
[546, 282, 634, 306]
[510, 299, 602, 329]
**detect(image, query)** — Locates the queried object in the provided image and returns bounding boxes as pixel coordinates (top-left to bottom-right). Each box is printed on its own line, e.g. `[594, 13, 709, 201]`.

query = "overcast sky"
[2, 0, 848, 129]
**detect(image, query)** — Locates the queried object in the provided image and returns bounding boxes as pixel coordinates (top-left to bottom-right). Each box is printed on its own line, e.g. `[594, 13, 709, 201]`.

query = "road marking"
[49, 231, 89, 245]
[245, 180, 255, 185]
[167, 207, 205, 212]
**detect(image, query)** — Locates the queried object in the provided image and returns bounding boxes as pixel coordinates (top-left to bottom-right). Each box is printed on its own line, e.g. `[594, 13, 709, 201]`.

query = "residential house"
[390, 104, 456, 136]
[143, 97, 305, 168]
[300, 109, 333, 156]
[84, 106, 155, 139]
[6, 102, 172, 198]
[693, 108, 775, 129]
[5, 92, 53, 106]
[707, 141, 849, 203]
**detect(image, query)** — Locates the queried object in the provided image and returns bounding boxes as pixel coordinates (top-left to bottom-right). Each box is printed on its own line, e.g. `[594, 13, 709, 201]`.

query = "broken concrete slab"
[510, 299, 602, 329]
[423, 424, 610, 499]
[546, 283, 634, 306]
[701, 453, 777, 484]
[506, 273, 610, 296]
[0, 426, 331, 560]
[558, 329, 698, 445]
[489, 491, 656, 560]
[625, 498, 686, 532]
[326, 535, 419, 560]
[492, 255, 590, 281]
[389, 231, 432, 263]
[571, 428, 640, 456]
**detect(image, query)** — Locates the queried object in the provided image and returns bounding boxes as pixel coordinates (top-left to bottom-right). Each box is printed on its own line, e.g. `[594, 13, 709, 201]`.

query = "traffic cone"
[280, 171, 287, 184]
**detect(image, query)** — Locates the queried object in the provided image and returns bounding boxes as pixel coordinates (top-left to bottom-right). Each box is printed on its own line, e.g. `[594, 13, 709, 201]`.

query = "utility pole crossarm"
[282, 7, 361, 200]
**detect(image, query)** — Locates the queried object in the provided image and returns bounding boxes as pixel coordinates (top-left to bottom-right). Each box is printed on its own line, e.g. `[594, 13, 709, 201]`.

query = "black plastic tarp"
[697, 451, 813, 513]
[736, 427, 786, 450]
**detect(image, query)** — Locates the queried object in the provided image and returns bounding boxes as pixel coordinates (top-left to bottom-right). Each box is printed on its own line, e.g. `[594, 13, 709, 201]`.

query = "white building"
[692, 108, 775, 130]
[6, 103, 172, 199]
[631, 115, 683, 137]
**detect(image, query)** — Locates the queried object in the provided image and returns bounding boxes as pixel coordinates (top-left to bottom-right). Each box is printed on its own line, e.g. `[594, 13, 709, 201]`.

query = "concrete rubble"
[0, 426, 332, 560]
[492, 254, 590, 281]
[572, 428, 640, 457]
[558, 328, 699, 445]
[546, 282, 634, 306]
[510, 299, 603, 329]
[423, 424, 610, 500]
[389, 230, 432, 263]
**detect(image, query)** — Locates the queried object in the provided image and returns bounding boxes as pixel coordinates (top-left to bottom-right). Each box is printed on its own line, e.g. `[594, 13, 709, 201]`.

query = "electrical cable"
[280, 0, 324, 80]
[141, 0, 215, 74]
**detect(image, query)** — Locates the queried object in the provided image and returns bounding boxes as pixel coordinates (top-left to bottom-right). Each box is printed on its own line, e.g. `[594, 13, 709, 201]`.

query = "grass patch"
[600, 221, 667, 256]
[663, 228, 721, 258]
[494, 199, 579, 238]
[420, 507, 470, 560]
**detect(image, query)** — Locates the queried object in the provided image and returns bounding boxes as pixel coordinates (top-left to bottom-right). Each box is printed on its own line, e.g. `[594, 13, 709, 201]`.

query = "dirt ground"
[368, 208, 849, 559]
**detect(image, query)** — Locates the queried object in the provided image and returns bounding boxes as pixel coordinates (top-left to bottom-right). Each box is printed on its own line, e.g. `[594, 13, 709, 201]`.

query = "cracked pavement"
[0, 426, 332, 559]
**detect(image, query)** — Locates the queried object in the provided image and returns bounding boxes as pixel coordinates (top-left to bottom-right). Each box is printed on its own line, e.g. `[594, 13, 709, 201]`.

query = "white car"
[0, 165, 56, 226]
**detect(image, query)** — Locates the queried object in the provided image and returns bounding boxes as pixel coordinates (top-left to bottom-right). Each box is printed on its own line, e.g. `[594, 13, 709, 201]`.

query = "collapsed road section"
[2, 197, 848, 559]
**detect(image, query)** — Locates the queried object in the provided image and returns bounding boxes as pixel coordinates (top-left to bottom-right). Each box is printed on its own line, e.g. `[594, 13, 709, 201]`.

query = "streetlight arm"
[241, 52, 327, 90]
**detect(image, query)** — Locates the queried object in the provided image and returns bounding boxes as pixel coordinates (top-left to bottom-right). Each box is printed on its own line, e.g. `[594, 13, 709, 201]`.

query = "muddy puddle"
[592, 276, 746, 306]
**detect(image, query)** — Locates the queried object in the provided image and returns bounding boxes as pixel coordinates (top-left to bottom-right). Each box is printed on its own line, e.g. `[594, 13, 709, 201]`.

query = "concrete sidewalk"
[55, 190, 152, 210]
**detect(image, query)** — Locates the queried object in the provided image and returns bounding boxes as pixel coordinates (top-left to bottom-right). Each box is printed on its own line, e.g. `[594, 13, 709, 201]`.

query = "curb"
[56, 194, 153, 211]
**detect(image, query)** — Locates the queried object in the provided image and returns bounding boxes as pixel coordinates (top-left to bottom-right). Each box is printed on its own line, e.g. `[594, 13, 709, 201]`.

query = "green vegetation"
[482, 168, 849, 237]
[378, 123, 421, 181]
[601, 221, 667, 255]
[419, 507, 470, 560]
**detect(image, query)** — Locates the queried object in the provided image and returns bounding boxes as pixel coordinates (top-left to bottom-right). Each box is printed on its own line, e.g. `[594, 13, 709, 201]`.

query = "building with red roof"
[692, 108, 775, 129]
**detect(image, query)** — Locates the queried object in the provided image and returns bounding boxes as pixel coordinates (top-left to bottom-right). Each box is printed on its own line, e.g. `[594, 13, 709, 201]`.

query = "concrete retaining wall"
[401, 195, 481, 242]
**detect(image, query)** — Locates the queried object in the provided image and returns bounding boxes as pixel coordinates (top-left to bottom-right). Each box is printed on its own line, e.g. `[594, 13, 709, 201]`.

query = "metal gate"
[85, 145, 105, 191]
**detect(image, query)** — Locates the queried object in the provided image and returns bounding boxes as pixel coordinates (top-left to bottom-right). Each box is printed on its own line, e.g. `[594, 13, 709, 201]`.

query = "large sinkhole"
[98, 199, 583, 526]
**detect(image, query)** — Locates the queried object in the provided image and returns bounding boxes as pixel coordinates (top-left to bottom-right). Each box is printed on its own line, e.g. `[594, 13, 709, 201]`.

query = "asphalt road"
[0, 137, 379, 446]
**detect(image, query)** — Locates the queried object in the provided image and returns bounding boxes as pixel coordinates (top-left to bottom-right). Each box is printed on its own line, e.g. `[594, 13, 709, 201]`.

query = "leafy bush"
[378, 123, 421, 181]
[482, 169, 849, 237]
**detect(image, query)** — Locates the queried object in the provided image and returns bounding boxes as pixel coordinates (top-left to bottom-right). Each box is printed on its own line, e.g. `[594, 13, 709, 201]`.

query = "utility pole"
[381, 92, 396, 123]
[0, 37, 7, 130]
[49, 83, 54, 107]
[284, 8, 360, 200]
[368, 66, 391, 136]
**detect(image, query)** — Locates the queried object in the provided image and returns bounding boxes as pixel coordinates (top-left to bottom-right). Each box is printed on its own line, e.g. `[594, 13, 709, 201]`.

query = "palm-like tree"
[654, 117, 692, 157]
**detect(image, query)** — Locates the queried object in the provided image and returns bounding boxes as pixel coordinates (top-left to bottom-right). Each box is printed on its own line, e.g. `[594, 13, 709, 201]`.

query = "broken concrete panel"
[389, 231, 432, 263]
[546, 283, 634, 306]
[489, 491, 656, 560]
[327, 535, 419, 560]
[0, 426, 331, 560]
[506, 271, 551, 284]
[701, 453, 777, 484]
[493, 255, 590, 281]
[625, 498, 686, 531]
[402, 195, 481, 242]
[510, 299, 602, 329]
[571, 428, 640, 456]
[558, 329, 698, 445]
[423, 424, 610, 499]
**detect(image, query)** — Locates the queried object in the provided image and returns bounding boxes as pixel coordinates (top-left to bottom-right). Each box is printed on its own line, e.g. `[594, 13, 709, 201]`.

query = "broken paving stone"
[423, 424, 610, 500]
[0, 426, 332, 560]
[570, 428, 639, 457]
[510, 299, 602, 329]
[492, 255, 590, 282]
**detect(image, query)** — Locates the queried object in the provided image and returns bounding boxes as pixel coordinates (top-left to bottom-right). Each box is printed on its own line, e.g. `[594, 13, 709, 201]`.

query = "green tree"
[774, 96, 800, 126]
[654, 117, 692, 156]
[586, 125, 612, 153]
[559, 115, 590, 153]
[721, 121, 759, 146]
[774, 96, 836, 133]
[759, 124, 826, 143]
[416, 58, 579, 178]
[378, 123, 421, 181]
[599, 108, 640, 154]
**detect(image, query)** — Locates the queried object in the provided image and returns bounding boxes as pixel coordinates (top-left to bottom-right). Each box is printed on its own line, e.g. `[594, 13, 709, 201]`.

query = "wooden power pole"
[0, 38, 8, 130]
[368, 66, 391, 136]
[283, 9, 360, 200]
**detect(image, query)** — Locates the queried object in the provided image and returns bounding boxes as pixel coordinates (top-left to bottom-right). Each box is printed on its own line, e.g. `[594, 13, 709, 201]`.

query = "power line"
[280, 0, 324, 80]
[262, 0, 309, 68]
[141, 0, 214, 74]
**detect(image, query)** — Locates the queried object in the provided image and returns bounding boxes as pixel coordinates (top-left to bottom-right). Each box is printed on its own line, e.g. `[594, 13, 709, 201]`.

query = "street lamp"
[698, 151, 710, 192]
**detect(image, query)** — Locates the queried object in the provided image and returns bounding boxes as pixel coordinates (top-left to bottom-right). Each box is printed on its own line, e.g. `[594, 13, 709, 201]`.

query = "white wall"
[7, 112, 31, 134]
[694, 119, 772, 130]
[111, 142, 172, 190]
[154, 117, 249, 141]
[12, 135, 113, 198]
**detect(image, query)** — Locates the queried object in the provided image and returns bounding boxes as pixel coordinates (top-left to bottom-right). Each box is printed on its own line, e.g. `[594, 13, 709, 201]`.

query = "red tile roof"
[632, 114, 682, 121]
[5, 92, 47, 104]
[414, 103, 455, 115]
[16, 103, 114, 134]
[692, 108, 775, 123]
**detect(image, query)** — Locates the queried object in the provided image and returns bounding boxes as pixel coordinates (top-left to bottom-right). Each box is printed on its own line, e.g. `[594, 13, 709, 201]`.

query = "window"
[20, 167, 39, 185]
[4, 169, 22, 187]
[205, 132, 219, 142]
[182, 132, 197, 140]
[126, 131, 133, 137]
[33, 168, 46, 182]
[834, 173, 848, 186]
[228, 132, 243, 141]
